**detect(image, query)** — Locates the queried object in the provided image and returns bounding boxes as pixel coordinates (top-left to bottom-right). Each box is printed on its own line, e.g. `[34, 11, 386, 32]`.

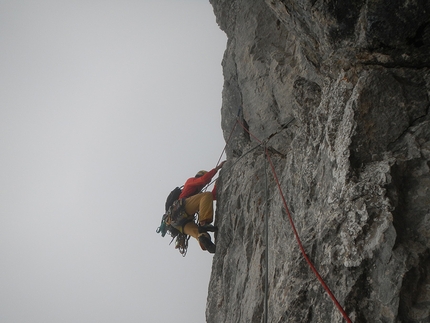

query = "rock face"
[207, 1, 430, 322]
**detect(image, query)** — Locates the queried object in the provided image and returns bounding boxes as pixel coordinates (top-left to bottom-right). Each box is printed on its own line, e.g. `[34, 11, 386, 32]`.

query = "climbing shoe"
[198, 233, 216, 254]
[198, 223, 218, 233]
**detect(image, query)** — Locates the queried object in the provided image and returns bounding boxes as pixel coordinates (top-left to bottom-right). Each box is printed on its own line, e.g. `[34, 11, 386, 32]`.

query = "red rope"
[265, 151, 352, 322]
[235, 115, 352, 323]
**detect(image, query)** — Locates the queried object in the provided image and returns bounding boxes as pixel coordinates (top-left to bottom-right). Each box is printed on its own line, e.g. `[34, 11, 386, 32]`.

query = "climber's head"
[195, 170, 207, 178]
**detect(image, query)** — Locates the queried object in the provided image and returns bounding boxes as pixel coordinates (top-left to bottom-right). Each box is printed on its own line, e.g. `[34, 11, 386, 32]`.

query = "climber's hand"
[217, 161, 226, 170]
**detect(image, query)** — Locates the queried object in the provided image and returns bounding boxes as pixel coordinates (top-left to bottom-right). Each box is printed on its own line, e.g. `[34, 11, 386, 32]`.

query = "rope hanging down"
[203, 107, 244, 192]
[233, 113, 352, 323]
[263, 142, 269, 323]
[215, 107, 242, 168]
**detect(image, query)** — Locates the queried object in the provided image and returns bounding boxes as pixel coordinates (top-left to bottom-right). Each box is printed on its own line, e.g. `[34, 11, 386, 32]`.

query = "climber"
[176, 161, 225, 254]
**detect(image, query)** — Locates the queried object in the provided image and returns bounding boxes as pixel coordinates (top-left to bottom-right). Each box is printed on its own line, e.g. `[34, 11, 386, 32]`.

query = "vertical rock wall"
[207, 0, 430, 322]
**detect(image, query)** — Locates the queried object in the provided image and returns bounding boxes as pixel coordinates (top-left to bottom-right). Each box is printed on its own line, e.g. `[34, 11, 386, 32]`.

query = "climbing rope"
[263, 142, 269, 323]
[215, 107, 242, 168]
[231, 110, 352, 323]
[203, 107, 243, 192]
[265, 151, 352, 323]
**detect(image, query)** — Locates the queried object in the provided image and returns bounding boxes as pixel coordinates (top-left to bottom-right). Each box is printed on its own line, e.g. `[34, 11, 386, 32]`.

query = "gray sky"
[0, 1, 227, 322]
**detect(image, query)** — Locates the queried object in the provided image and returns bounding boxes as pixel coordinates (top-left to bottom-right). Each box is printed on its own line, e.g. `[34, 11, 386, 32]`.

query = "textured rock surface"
[208, 0, 430, 322]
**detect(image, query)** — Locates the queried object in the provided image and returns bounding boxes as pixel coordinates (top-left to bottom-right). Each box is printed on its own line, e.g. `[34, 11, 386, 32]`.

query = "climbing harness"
[157, 192, 194, 257]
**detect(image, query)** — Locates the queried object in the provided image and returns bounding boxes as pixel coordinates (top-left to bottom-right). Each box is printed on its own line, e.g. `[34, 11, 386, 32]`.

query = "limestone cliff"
[208, 1, 430, 322]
